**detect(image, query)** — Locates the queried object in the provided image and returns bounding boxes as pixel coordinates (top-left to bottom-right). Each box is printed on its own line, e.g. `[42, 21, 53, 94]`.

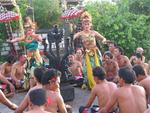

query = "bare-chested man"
[0, 72, 15, 96]
[1, 55, 16, 79]
[100, 67, 147, 113]
[74, 48, 83, 63]
[68, 54, 83, 80]
[79, 66, 118, 113]
[136, 47, 145, 63]
[15, 67, 46, 113]
[24, 89, 50, 113]
[42, 68, 67, 113]
[134, 53, 148, 74]
[133, 64, 150, 104]
[103, 51, 119, 82]
[11, 55, 27, 88]
[114, 46, 131, 68]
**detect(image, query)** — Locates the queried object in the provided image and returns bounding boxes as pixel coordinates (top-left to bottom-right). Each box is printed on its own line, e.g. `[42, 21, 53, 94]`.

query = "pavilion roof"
[0, 0, 16, 10]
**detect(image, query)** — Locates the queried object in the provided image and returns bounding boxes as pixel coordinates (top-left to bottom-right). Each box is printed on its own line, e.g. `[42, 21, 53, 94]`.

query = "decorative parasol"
[61, 8, 84, 20]
[0, 11, 19, 22]
[0, 3, 20, 56]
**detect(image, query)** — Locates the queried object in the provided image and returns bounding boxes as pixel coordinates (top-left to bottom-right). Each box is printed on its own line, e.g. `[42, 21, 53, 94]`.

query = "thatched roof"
[0, 0, 16, 10]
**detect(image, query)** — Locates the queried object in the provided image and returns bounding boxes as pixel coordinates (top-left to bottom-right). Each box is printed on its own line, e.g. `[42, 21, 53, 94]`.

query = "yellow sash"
[85, 49, 100, 89]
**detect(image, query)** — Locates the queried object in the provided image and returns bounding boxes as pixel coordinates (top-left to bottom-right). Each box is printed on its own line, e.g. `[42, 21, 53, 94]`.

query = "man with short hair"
[103, 51, 119, 82]
[68, 54, 83, 86]
[24, 88, 50, 113]
[15, 67, 46, 113]
[134, 53, 148, 74]
[100, 67, 147, 113]
[1, 55, 16, 78]
[11, 55, 27, 88]
[79, 66, 118, 113]
[133, 64, 150, 104]
[42, 68, 67, 113]
[114, 46, 131, 68]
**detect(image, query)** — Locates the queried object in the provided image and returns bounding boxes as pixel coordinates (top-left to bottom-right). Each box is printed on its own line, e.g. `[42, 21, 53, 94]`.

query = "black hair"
[119, 67, 135, 84]
[6, 55, 16, 64]
[34, 67, 47, 83]
[41, 68, 61, 85]
[116, 46, 124, 55]
[133, 64, 146, 77]
[29, 88, 46, 106]
[103, 51, 113, 59]
[92, 66, 106, 80]
[108, 41, 117, 47]
[135, 53, 142, 60]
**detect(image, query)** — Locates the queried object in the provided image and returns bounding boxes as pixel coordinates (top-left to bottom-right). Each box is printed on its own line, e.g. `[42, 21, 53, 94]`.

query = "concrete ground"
[0, 88, 98, 113]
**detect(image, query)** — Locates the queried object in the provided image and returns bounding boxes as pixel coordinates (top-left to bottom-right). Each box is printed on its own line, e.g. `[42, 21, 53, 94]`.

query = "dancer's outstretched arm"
[7, 36, 25, 43]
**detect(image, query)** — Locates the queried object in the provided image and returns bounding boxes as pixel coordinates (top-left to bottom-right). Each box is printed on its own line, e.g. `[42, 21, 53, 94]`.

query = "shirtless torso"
[103, 60, 119, 81]
[44, 90, 66, 113]
[1, 62, 13, 77]
[11, 62, 25, 82]
[105, 85, 147, 113]
[139, 76, 150, 103]
[86, 80, 118, 111]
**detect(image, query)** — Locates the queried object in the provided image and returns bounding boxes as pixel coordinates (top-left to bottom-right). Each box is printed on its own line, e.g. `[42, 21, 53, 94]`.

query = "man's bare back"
[44, 90, 65, 113]
[115, 85, 146, 113]
[139, 76, 150, 102]
[93, 81, 117, 108]
[85, 67, 118, 112]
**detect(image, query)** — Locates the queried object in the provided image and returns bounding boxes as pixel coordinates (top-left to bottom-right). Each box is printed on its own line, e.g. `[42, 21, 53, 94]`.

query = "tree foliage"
[32, 0, 62, 28]
[85, 0, 150, 57]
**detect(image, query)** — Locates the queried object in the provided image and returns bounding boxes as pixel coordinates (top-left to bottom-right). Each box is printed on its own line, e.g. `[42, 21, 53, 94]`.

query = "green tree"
[85, 0, 150, 57]
[32, 0, 62, 28]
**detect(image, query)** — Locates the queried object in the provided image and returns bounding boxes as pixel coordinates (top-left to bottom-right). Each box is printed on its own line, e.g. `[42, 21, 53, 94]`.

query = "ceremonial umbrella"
[0, 5, 20, 56]
[60, 8, 84, 20]
[0, 10, 19, 22]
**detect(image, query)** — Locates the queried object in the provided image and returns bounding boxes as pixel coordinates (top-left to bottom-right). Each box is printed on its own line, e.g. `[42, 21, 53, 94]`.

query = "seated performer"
[100, 67, 147, 113]
[74, 11, 108, 89]
[11, 55, 27, 89]
[24, 89, 50, 113]
[79, 66, 118, 113]
[103, 51, 119, 82]
[68, 54, 83, 86]
[42, 69, 67, 113]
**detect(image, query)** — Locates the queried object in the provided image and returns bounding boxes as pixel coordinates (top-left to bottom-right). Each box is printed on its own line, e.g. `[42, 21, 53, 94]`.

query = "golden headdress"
[80, 11, 92, 23]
